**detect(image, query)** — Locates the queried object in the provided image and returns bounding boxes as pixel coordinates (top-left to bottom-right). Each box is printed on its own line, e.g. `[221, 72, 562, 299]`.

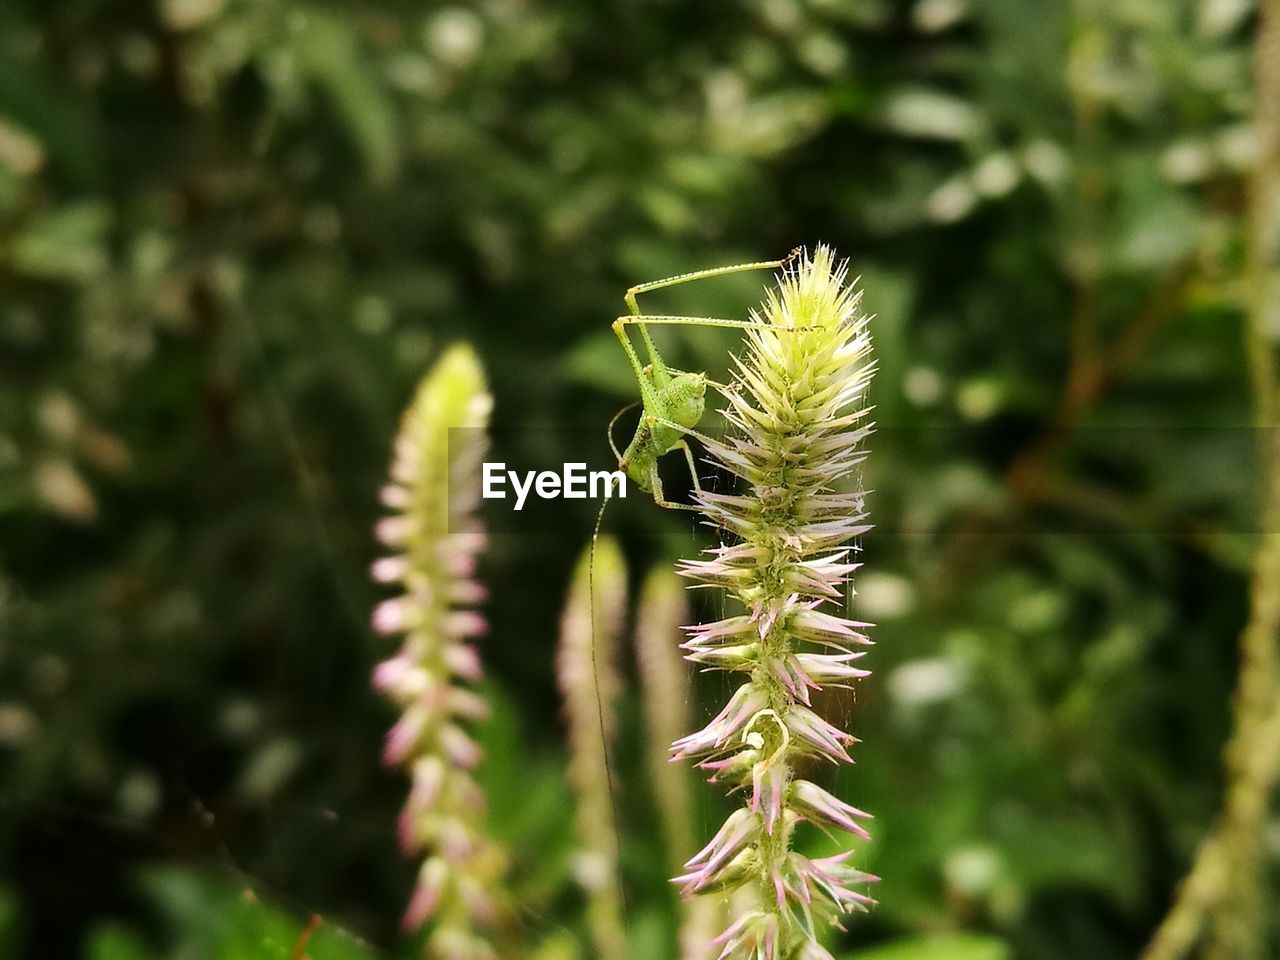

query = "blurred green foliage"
[0, 0, 1272, 958]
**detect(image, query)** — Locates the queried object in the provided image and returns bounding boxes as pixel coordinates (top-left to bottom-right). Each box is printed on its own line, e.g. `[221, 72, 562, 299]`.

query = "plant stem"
[1141, 6, 1280, 958]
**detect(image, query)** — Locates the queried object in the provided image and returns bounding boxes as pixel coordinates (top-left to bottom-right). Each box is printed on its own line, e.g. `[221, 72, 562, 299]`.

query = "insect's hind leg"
[651, 415, 721, 452]
[675, 440, 704, 496]
[648, 459, 701, 513]
[614, 315, 819, 334]
[625, 248, 802, 315]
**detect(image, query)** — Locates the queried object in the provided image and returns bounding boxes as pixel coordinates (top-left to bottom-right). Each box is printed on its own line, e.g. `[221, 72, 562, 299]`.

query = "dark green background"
[0, 1, 1269, 958]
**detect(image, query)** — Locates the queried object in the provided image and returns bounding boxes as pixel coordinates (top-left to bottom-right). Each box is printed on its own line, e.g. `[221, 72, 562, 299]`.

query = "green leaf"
[1114, 185, 1200, 271]
[880, 89, 985, 142]
[136, 867, 310, 960]
[845, 933, 1012, 960]
[305, 922, 385, 960]
[290, 11, 399, 186]
[86, 925, 156, 960]
[7, 202, 109, 281]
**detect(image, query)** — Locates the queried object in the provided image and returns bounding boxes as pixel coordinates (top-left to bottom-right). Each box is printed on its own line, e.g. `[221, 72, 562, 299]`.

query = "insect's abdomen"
[662, 379, 706, 433]
[620, 424, 655, 492]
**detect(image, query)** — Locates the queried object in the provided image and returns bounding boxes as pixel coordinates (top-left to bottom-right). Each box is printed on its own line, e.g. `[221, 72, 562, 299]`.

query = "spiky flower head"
[371, 343, 506, 960]
[674, 246, 877, 960]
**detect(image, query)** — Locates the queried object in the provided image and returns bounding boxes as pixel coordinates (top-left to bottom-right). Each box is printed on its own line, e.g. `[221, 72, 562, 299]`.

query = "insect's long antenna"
[587, 491, 629, 927]
[607, 402, 639, 463]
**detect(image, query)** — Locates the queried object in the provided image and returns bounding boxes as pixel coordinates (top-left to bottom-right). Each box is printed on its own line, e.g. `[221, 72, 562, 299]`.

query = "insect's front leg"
[612, 318, 664, 414]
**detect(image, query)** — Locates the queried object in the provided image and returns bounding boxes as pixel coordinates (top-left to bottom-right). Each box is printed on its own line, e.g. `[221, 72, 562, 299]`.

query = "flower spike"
[674, 247, 879, 958]
[370, 344, 507, 960]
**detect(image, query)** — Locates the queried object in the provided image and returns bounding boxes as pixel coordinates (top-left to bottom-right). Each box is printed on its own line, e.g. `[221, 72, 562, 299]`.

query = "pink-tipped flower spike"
[370, 343, 507, 960]
[557, 536, 629, 960]
[674, 247, 878, 959]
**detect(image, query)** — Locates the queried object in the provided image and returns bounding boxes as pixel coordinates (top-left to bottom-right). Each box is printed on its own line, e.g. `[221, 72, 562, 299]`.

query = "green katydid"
[604, 247, 803, 512]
